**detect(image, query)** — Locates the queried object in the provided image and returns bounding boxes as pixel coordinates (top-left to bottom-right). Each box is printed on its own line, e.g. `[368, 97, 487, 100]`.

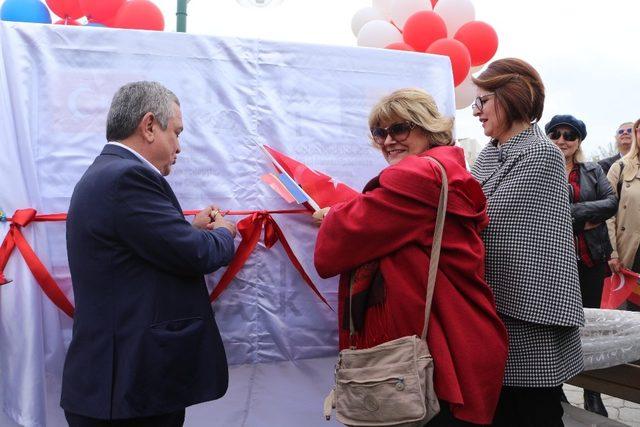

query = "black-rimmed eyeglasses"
[371, 121, 416, 144]
[471, 93, 495, 112]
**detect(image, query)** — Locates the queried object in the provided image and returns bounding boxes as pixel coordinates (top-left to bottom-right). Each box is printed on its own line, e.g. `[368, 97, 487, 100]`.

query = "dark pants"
[65, 410, 185, 427]
[425, 400, 482, 426]
[492, 386, 564, 427]
[578, 260, 606, 308]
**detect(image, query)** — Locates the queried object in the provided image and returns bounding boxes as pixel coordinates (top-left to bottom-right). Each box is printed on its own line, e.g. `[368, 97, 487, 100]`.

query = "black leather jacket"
[570, 162, 618, 261]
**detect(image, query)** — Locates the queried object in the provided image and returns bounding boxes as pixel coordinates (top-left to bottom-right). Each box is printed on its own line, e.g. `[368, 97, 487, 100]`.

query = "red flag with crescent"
[600, 268, 640, 309]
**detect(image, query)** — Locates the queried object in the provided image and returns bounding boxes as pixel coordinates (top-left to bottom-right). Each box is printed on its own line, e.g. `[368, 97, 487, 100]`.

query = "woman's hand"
[608, 257, 624, 273]
[312, 207, 331, 226]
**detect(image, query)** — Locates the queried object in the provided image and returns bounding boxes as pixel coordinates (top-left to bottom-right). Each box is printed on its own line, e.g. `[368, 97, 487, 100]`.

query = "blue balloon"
[1, 0, 52, 24]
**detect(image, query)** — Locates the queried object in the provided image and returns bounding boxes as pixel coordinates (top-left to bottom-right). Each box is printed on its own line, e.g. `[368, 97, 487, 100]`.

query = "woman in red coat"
[314, 89, 508, 426]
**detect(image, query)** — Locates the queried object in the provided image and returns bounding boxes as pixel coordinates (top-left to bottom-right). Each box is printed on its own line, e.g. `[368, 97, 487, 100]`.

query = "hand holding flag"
[601, 268, 640, 309]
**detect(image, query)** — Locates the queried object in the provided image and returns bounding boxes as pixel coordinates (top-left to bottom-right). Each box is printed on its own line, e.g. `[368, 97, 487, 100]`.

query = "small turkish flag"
[262, 145, 359, 209]
[601, 268, 640, 309]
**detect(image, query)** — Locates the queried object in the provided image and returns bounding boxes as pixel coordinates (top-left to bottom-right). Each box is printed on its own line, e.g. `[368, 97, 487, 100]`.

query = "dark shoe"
[584, 390, 608, 417]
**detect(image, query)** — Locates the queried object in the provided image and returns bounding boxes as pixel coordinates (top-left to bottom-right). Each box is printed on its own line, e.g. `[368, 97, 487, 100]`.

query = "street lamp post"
[177, 0, 189, 33]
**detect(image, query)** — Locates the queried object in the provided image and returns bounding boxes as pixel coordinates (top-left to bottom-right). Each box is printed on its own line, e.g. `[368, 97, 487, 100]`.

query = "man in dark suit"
[598, 121, 634, 174]
[61, 81, 237, 426]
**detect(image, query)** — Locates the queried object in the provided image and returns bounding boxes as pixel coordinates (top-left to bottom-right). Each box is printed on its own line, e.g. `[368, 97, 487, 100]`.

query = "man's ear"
[140, 112, 155, 143]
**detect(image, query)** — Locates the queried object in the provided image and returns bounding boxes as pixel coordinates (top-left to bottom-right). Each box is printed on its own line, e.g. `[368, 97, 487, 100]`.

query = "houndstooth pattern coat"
[472, 125, 585, 386]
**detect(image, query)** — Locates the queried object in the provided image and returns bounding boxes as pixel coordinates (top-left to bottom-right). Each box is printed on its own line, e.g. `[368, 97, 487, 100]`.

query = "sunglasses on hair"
[371, 121, 416, 144]
[548, 130, 579, 142]
[618, 127, 633, 135]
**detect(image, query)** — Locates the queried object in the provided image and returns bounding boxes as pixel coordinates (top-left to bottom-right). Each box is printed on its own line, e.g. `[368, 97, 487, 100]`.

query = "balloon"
[430, 0, 438, 7]
[402, 11, 447, 52]
[454, 73, 476, 109]
[426, 38, 471, 86]
[79, 0, 124, 23]
[372, 0, 394, 19]
[46, 0, 83, 19]
[351, 6, 385, 37]
[113, 0, 165, 31]
[357, 20, 403, 48]
[54, 18, 81, 25]
[434, 0, 475, 37]
[454, 21, 498, 66]
[389, 0, 431, 29]
[385, 42, 416, 51]
[1, 0, 52, 23]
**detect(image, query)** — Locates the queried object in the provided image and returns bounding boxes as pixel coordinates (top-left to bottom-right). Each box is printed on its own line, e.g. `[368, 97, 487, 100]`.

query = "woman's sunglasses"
[617, 127, 633, 135]
[548, 130, 579, 142]
[371, 121, 416, 144]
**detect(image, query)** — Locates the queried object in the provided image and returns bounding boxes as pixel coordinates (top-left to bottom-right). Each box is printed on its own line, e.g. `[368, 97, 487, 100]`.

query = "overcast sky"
[150, 0, 640, 158]
[4, 0, 637, 157]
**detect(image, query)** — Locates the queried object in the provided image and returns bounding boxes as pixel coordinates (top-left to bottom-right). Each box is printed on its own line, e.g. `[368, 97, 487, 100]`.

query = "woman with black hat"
[546, 114, 617, 417]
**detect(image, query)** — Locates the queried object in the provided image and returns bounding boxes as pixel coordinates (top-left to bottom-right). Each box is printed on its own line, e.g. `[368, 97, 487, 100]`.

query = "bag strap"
[347, 156, 448, 345]
[617, 160, 625, 201]
[421, 156, 448, 340]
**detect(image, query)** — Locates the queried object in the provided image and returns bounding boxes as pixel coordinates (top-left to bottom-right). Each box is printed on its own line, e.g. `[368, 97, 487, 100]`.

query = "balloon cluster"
[0, 0, 165, 31]
[352, 0, 498, 109]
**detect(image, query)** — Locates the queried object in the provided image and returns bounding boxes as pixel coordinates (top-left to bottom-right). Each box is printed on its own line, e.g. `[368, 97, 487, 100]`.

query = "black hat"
[545, 115, 587, 141]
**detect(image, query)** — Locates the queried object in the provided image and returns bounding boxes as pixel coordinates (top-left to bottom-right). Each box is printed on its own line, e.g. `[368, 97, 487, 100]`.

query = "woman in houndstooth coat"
[470, 58, 585, 427]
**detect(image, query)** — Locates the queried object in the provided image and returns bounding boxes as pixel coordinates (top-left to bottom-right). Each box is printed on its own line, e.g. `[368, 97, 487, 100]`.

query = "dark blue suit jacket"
[61, 144, 235, 419]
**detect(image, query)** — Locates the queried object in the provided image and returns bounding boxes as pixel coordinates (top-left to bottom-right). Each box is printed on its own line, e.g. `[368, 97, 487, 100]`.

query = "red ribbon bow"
[0, 209, 74, 317]
[209, 211, 333, 311]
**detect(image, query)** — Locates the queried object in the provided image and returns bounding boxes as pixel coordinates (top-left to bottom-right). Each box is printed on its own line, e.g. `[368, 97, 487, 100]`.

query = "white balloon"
[357, 20, 403, 48]
[454, 73, 476, 110]
[434, 0, 475, 37]
[372, 0, 394, 19]
[390, 0, 432, 29]
[351, 7, 386, 37]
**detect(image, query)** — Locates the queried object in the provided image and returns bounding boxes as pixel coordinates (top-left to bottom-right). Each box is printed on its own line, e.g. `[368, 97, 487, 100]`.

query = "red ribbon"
[0, 209, 74, 318]
[209, 211, 333, 311]
[0, 208, 332, 317]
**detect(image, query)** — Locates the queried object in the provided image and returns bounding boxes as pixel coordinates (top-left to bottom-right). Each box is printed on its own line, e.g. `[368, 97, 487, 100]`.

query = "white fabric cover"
[582, 308, 640, 371]
[0, 21, 454, 427]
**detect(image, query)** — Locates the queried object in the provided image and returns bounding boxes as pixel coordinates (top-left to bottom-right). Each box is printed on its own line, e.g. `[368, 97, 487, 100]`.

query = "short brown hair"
[368, 88, 453, 147]
[472, 58, 545, 134]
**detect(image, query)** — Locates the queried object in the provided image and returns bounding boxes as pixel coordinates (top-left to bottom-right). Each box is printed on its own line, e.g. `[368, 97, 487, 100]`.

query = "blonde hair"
[621, 118, 640, 180]
[368, 88, 453, 147]
[573, 145, 585, 163]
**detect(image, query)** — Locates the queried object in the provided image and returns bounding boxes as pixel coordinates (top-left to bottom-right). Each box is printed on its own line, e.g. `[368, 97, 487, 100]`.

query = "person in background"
[314, 88, 508, 426]
[607, 117, 640, 309]
[62, 81, 237, 427]
[546, 114, 617, 417]
[470, 58, 585, 427]
[599, 121, 634, 174]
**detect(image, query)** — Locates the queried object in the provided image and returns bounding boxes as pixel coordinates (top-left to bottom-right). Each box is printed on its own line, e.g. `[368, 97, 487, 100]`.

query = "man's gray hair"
[106, 81, 180, 142]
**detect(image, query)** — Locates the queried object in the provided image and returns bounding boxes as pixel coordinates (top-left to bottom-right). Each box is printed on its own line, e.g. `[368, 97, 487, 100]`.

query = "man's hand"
[207, 209, 237, 238]
[193, 206, 216, 230]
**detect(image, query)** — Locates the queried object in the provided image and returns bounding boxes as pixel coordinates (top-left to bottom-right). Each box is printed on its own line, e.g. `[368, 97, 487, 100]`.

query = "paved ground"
[565, 384, 640, 426]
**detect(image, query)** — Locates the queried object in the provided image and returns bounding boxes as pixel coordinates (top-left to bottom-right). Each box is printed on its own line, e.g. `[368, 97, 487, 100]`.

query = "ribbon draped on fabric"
[0, 208, 330, 318]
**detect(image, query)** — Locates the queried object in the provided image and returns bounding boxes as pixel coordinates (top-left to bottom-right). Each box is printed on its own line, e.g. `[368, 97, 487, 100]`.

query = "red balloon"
[79, 0, 125, 23]
[54, 18, 81, 25]
[113, 0, 165, 31]
[402, 11, 447, 52]
[430, 0, 438, 7]
[426, 39, 471, 87]
[385, 42, 416, 51]
[454, 21, 498, 66]
[46, 0, 84, 19]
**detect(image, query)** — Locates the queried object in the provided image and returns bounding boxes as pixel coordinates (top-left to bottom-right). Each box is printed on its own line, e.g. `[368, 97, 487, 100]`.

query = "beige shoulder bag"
[323, 157, 447, 426]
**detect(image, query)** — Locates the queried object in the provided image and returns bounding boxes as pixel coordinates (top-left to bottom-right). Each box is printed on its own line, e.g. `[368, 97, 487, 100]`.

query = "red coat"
[314, 146, 507, 425]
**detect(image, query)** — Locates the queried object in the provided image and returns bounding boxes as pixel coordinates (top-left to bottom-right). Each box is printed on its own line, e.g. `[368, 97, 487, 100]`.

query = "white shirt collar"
[107, 141, 162, 176]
